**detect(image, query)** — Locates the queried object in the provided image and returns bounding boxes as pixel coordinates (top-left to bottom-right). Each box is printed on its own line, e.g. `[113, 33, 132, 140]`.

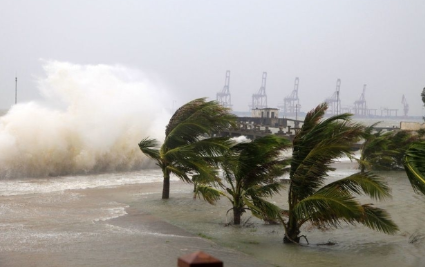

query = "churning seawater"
[138, 161, 425, 267]
[0, 61, 424, 266]
[1, 164, 423, 267]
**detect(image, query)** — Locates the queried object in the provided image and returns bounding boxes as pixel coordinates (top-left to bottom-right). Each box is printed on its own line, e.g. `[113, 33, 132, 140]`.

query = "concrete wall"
[400, 121, 425, 131]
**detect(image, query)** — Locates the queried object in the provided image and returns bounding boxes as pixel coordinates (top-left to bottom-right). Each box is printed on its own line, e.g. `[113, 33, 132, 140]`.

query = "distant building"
[251, 108, 279, 119]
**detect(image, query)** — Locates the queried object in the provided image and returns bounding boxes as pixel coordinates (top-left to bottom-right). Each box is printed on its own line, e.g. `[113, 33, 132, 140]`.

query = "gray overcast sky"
[1, 0, 425, 116]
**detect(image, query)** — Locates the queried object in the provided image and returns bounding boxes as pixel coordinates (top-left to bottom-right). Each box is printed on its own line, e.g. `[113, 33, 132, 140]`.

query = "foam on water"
[0, 168, 170, 196]
[0, 61, 172, 179]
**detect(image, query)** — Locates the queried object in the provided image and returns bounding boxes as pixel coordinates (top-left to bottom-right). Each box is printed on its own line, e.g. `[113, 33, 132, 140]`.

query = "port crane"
[250, 72, 268, 110]
[216, 70, 232, 108]
[279, 77, 300, 117]
[324, 79, 341, 115]
[402, 95, 409, 117]
[353, 84, 367, 116]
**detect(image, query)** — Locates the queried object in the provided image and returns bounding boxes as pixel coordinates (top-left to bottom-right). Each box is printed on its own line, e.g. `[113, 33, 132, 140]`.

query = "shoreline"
[0, 180, 274, 267]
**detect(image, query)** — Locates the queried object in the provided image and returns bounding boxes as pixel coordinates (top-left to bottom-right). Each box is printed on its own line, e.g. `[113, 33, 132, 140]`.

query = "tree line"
[139, 97, 425, 245]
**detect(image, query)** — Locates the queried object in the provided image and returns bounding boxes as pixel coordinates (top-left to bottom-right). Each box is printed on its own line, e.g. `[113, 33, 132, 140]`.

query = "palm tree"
[387, 130, 418, 168]
[138, 98, 237, 199]
[195, 135, 292, 225]
[403, 141, 425, 195]
[357, 123, 395, 173]
[283, 103, 398, 244]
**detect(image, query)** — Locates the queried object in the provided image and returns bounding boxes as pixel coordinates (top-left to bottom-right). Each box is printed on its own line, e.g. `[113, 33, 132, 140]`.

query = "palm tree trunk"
[162, 168, 171, 199]
[233, 207, 243, 225]
[284, 210, 300, 243]
[285, 185, 300, 243]
[283, 224, 300, 244]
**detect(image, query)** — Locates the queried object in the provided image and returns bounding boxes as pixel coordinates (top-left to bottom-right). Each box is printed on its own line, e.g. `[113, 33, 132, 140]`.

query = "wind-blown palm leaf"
[171, 137, 234, 164]
[290, 104, 364, 200]
[138, 138, 160, 161]
[139, 98, 237, 199]
[248, 196, 282, 221]
[235, 135, 291, 188]
[389, 130, 418, 167]
[247, 183, 283, 198]
[196, 135, 291, 224]
[194, 185, 224, 205]
[284, 103, 397, 244]
[320, 172, 391, 201]
[358, 123, 402, 172]
[293, 188, 362, 228]
[403, 141, 425, 195]
[359, 204, 398, 234]
[291, 140, 361, 199]
[166, 165, 192, 182]
[165, 98, 237, 146]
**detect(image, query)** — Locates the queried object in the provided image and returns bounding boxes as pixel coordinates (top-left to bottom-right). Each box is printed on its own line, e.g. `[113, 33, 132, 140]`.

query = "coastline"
[0, 181, 274, 267]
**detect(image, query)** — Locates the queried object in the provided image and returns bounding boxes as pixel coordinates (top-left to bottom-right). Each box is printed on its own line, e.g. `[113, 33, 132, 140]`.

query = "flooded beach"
[0, 162, 423, 267]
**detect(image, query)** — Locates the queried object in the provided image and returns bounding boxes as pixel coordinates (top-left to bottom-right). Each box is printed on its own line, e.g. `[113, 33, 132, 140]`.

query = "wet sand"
[0, 181, 274, 267]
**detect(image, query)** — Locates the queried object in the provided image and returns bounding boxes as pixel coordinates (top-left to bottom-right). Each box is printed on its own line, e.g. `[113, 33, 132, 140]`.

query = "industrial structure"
[402, 95, 409, 117]
[279, 77, 301, 117]
[216, 70, 231, 108]
[216, 71, 408, 119]
[324, 79, 341, 115]
[353, 84, 367, 116]
[250, 72, 268, 110]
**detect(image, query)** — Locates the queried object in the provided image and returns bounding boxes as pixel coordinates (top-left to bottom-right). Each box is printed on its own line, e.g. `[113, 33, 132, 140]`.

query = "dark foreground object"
[178, 251, 223, 267]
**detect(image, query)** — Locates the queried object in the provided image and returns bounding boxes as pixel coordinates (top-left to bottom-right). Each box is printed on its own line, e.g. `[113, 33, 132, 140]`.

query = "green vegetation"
[138, 98, 410, 246]
[195, 135, 291, 225]
[358, 124, 417, 172]
[403, 141, 425, 195]
[357, 123, 395, 172]
[282, 103, 398, 243]
[138, 98, 236, 199]
[402, 88, 425, 195]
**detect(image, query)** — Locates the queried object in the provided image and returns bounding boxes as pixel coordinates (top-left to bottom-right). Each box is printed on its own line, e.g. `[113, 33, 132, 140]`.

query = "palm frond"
[138, 138, 161, 161]
[166, 165, 192, 183]
[243, 196, 282, 222]
[178, 137, 234, 163]
[403, 141, 425, 195]
[320, 172, 391, 201]
[358, 204, 398, 234]
[291, 142, 357, 198]
[165, 98, 236, 146]
[194, 185, 224, 205]
[290, 104, 364, 200]
[166, 98, 206, 136]
[235, 135, 291, 188]
[293, 187, 362, 228]
[246, 182, 282, 198]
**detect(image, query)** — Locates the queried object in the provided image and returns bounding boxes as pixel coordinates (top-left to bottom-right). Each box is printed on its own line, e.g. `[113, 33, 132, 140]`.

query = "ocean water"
[0, 165, 423, 267]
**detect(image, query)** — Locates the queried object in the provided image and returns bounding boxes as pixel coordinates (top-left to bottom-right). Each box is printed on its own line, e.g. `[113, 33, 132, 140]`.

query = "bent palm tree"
[138, 98, 236, 199]
[196, 135, 292, 225]
[403, 141, 425, 195]
[283, 103, 398, 244]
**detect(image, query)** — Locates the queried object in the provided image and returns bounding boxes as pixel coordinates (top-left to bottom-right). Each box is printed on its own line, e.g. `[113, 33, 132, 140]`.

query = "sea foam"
[0, 61, 172, 178]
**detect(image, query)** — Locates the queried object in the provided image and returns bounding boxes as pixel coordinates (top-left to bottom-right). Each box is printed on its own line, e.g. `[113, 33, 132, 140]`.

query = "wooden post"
[178, 251, 223, 267]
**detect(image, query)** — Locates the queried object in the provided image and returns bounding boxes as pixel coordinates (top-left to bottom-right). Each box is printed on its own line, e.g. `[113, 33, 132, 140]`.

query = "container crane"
[216, 70, 232, 108]
[250, 72, 268, 110]
[353, 84, 367, 116]
[279, 77, 300, 117]
[402, 95, 409, 117]
[324, 79, 341, 115]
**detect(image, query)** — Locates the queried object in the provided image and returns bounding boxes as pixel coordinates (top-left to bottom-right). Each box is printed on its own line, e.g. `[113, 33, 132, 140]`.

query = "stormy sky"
[1, 0, 424, 116]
